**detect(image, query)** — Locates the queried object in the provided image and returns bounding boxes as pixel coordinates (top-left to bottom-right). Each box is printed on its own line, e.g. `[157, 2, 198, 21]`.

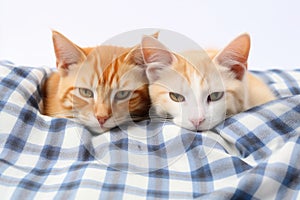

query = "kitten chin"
[86, 125, 110, 135]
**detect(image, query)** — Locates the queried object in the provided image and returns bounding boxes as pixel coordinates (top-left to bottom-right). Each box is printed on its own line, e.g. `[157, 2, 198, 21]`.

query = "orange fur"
[43, 31, 151, 134]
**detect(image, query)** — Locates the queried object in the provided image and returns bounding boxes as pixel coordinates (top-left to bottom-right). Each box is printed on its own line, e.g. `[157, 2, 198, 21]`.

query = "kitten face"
[46, 31, 150, 134]
[147, 54, 227, 131]
[141, 34, 250, 131]
[63, 48, 149, 134]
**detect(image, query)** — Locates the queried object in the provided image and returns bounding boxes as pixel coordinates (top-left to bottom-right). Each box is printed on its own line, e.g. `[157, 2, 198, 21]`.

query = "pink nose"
[97, 116, 110, 125]
[190, 117, 205, 128]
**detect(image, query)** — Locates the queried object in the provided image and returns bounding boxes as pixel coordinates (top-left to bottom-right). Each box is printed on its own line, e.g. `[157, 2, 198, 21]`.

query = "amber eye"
[115, 90, 132, 100]
[169, 92, 185, 102]
[79, 88, 94, 98]
[207, 91, 224, 102]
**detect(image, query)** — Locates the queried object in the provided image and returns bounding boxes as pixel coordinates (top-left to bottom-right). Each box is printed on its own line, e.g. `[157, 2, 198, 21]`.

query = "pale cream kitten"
[140, 34, 275, 131]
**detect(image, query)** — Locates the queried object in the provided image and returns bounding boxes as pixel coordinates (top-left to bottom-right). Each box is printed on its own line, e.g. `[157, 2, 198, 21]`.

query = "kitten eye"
[78, 88, 94, 98]
[207, 91, 224, 102]
[115, 90, 132, 100]
[169, 92, 185, 102]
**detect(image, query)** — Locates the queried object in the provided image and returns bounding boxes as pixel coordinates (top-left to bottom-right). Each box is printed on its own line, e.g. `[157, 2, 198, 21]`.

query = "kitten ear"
[214, 33, 250, 80]
[125, 32, 159, 66]
[141, 36, 176, 82]
[151, 31, 160, 39]
[141, 35, 174, 64]
[52, 30, 86, 72]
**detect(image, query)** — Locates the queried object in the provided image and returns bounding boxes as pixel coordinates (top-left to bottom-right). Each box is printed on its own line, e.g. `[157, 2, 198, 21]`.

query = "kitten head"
[51, 31, 151, 134]
[141, 34, 250, 131]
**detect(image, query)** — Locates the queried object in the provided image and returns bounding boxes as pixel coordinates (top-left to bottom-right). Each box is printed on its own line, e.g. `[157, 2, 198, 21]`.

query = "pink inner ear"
[52, 31, 86, 71]
[231, 64, 246, 80]
[215, 51, 248, 80]
[214, 33, 251, 81]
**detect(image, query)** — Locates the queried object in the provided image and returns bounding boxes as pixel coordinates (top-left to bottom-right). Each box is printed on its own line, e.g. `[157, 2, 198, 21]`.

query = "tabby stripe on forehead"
[182, 61, 191, 84]
[102, 58, 121, 87]
[109, 58, 119, 86]
[93, 57, 101, 86]
[98, 62, 112, 85]
[114, 59, 121, 85]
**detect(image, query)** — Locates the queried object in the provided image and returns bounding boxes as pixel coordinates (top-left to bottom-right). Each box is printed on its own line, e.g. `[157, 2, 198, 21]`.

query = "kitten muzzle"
[97, 116, 110, 126]
[190, 117, 205, 130]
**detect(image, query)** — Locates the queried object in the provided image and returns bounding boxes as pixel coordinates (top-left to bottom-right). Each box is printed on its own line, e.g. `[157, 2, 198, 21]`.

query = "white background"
[1, 0, 300, 70]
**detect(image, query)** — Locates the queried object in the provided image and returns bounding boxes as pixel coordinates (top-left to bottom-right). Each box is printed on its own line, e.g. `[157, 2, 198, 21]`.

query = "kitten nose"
[190, 117, 205, 128]
[97, 116, 110, 125]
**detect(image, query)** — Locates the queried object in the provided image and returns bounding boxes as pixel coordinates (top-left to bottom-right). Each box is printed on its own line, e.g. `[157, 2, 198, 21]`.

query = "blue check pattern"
[0, 60, 299, 199]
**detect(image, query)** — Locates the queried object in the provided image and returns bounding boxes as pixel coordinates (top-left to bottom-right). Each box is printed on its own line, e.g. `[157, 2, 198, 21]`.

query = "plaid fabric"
[0, 60, 299, 199]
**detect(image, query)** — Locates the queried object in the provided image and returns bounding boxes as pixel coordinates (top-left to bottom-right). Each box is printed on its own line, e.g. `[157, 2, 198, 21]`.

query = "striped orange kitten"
[141, 34, 275, 131]
[43, 31, 151, 134]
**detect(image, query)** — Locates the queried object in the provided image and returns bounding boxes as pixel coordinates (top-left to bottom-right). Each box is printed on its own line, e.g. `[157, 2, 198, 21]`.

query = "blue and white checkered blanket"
[0, 60, 299, 199]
